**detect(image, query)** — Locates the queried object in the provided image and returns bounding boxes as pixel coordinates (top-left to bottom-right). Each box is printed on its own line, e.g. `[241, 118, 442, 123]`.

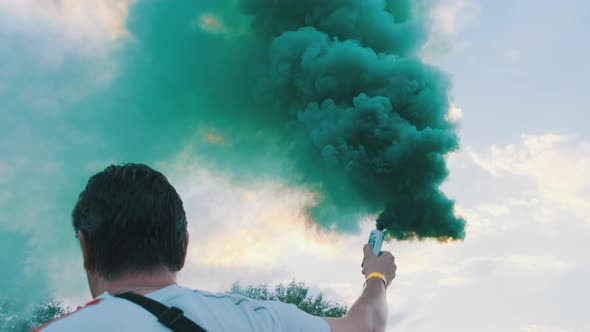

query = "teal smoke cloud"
[67, 0, 465, 240]
[0, 0, 465, 317]
[179, 0, 465, 239]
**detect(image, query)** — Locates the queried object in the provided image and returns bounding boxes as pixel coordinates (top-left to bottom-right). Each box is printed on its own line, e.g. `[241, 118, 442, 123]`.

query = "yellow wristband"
[365, 272, 387, 288]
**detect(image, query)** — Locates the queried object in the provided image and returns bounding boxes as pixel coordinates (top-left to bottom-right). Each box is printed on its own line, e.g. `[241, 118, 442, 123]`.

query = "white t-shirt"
[33, 285, 331, 331]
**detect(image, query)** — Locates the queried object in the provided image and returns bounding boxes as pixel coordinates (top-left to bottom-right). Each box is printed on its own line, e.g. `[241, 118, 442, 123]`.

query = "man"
[34, 164, 396, 331]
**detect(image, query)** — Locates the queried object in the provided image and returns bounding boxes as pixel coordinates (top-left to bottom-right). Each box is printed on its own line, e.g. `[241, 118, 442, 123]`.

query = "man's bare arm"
[323, 244, 396, 332]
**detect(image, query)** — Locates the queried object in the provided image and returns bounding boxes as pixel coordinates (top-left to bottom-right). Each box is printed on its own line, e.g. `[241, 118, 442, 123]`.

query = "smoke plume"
[143, 0, 466, 240]
[56, 0, 465, 240]
[0, 0, 465, 317]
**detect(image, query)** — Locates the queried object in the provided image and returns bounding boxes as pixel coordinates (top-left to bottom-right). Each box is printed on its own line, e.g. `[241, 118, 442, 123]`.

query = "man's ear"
[77, 230, 92, 271]
[179, 232, 189, 270]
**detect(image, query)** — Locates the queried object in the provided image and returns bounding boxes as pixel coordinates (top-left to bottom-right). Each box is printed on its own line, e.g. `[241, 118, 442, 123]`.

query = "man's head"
[72, 164, 188, 280]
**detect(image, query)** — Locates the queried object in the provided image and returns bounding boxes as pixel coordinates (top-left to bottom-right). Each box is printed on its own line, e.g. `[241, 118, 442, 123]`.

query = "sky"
[0, 1, 588, 332]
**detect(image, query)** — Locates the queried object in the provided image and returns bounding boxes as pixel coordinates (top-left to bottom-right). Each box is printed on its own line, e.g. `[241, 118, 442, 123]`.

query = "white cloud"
[0, 0, 132, 113]
[156, 150, 356, 294]
[445, 102, 464, 122]
[0, 0, 130, 66]
[468, 134, 590, 225]
[451, 201, 521, 239]
[475, 203, 511, 217]
[464, 254, 574, 273]
[505, 47, 522, 62]
[520, 324, 568, 332]
[423, 0, 480, 56]
[436, 275, 472, 286]
[504, 255, 573, 272]
[429, 0, 475, 36]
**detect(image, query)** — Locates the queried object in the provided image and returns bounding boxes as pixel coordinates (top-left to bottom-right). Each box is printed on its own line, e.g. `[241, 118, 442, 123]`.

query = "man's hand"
[362, 244, 396, 287]
[324, 245, 397, 332]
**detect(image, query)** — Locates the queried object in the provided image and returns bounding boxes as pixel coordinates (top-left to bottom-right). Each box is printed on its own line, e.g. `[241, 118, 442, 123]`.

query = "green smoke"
[128, 0, 464, 240]
[110, 0, 465, 239]
[70, 0, 465, 241]
[0, 0, 465, 315]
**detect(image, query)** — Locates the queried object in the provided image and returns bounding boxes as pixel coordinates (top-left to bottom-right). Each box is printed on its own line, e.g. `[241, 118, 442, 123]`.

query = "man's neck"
[87, 267, 178, 298]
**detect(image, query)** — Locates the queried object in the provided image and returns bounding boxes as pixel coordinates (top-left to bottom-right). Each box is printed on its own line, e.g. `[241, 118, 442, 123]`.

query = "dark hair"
[72, 163, 187, 279]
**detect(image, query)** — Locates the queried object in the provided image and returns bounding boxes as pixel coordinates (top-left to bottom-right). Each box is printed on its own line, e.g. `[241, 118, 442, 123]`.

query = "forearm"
[324, 246, 395, 332]
[345, 278, 388, 332]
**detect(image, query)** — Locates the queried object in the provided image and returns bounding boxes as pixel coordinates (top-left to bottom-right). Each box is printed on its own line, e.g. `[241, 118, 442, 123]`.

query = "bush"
[229, 280, 347, 317]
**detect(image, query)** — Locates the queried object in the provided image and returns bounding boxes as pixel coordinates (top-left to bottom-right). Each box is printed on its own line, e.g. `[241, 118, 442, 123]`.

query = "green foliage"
[229, 280, 347, 318]
[3, 280, 346, 330]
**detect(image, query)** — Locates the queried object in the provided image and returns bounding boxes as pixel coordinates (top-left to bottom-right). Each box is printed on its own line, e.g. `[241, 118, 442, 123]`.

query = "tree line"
[1, 280, 347, 331]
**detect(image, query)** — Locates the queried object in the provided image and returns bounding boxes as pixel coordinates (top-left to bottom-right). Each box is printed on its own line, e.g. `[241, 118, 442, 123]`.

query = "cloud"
[156, 150, 352, 290]
[423, 0, 480, 56]
[449, 200, 521, 239]
[521, 325, 568, 332]
[0, 0, 132, 115]
[505, 47, 522, 63]
[445, 102, 464, 122]
[474, 203, 511, 217]
[0, 0, 130, 65]
[468, 134, 590, 225]
[436, 275, 473, 286]
[429, 0, 475, 36]
[504, 255, 573, 272]
[464, 254, 574, 273]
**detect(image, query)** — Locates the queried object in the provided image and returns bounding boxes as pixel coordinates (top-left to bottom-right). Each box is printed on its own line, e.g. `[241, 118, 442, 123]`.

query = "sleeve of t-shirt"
[260, 300, 331, 332]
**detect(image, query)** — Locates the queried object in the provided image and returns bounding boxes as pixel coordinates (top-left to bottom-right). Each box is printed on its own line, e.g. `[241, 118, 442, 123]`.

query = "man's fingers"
[380, 251, 394, 260]
[363, 244, 375, 257]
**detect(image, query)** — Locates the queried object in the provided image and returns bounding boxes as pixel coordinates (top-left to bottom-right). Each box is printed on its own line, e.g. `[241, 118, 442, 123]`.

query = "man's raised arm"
[324, 244, 396, 332]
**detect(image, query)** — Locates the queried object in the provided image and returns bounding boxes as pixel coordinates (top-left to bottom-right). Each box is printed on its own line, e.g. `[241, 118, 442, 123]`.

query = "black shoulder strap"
[115, 292, 207, 332]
